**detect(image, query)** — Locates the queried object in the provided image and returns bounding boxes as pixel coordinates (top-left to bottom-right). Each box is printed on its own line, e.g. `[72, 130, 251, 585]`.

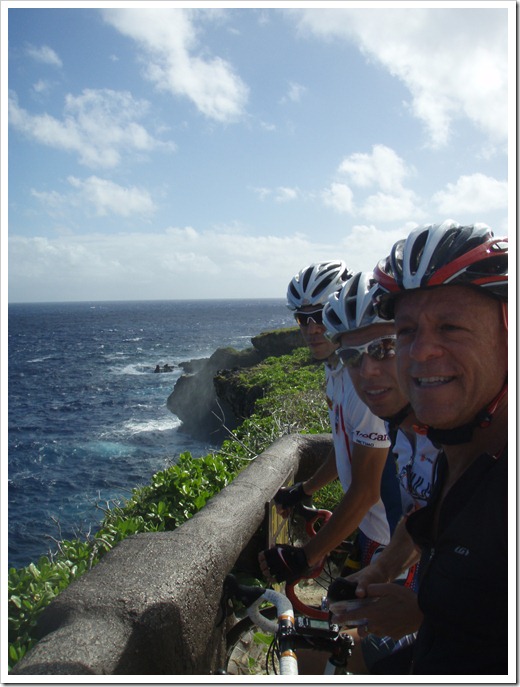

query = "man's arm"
[274, 446, 338, 518]
[302, 446, 338, 494]
[348, 516, 421, 593]
[330, 515, 424, 639]
[302, 444, 389, 566]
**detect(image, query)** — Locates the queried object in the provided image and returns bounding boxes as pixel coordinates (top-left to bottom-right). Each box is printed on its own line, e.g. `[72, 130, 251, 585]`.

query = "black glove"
[261, 544, 311, 584]
[274, 482, 308, 509]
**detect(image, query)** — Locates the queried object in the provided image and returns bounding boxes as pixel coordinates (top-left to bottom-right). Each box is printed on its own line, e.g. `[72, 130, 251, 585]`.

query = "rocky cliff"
[167, 328, 305, 440]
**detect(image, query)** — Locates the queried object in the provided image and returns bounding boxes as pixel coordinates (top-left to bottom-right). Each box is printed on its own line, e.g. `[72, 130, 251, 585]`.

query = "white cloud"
[8, 89, 175, 168]
[67, 176, 156, 217]
[252, 186, 300, 203]
[281, 81, 307, 104]
[291, 8, 508, 147]
[321, 183, 354, 214]
[323, 144, 423, 221]
[31, 176, 156, 218]
[338, 145, 413, 194]
[32, 79, 52, 95]
[26, 44, 62, 67]
[8, 224, 410, 302]
[432, 173, 508, 215]
[274, 187, 300, 203]
[361, 190, 423, 223]
[102, 8, 249, 123]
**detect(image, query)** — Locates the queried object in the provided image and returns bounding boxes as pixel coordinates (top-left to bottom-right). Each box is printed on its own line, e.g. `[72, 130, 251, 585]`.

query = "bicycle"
[222, 502, 357, 674]
[221, 573, 353, 675]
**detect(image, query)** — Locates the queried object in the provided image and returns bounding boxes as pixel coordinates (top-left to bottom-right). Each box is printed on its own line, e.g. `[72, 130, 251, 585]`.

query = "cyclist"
[259, 262, 402, 605]
[345, 221, 508, 674]
[322, 271, 440, 672]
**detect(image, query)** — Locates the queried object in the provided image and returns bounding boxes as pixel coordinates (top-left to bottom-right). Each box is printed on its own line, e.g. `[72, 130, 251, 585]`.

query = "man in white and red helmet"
[345, 221, 508, 675]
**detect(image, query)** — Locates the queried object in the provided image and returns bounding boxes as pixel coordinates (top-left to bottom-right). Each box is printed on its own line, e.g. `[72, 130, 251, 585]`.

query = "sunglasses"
[336, 335, 397, 368]
[294, 308, 324, 326]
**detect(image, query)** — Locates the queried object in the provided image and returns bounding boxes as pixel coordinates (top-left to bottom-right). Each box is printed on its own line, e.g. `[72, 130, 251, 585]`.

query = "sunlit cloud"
[8, 89, 176, 168]
[290, 8, 508, 147]
[31, 176, 156, 219]
[8, 223, 411, 302]
[67, 176, 156, 217]
[26, 43, 62, 67]
[321, 183, 354, 214]
[281, 81, 307, 104]
[432, 173, 508, 215]
[322, 144, 423, 221]
[102, 8, 249, 123]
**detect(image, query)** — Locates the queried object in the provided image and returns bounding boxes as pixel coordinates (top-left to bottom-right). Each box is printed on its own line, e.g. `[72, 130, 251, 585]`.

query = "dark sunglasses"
[336, 335, 397, 368]
[294, 308, 324, 326]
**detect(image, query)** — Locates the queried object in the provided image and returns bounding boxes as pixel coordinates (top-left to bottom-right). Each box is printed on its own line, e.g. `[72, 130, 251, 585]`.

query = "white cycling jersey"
[325, 362, 393, 545]
[392, 429, 439, 513]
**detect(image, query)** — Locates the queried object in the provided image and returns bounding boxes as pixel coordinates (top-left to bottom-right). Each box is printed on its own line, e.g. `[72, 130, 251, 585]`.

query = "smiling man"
[371, 221, 509, 675]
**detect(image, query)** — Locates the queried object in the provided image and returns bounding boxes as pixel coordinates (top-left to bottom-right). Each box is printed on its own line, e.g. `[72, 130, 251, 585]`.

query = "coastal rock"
[167, 328, 304, 440]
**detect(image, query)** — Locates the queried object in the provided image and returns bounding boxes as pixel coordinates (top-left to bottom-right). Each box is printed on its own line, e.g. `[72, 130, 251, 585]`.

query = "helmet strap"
[413, 378, 508, 446]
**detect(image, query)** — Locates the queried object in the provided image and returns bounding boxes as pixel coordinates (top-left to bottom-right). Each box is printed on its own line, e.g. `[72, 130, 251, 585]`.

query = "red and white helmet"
[286, 261, 352, 311]
[373, 220, 508, 320]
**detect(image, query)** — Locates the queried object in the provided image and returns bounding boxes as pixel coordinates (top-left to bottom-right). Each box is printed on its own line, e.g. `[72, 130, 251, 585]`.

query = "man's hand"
[342, 562, 389, 596]
[330, 582, 423, 640]
[273, 482, 309, 517]
[258, 544, 315, 584]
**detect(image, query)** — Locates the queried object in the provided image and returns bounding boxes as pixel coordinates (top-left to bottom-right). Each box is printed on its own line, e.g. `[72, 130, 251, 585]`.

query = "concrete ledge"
[11, 433, 332, 675]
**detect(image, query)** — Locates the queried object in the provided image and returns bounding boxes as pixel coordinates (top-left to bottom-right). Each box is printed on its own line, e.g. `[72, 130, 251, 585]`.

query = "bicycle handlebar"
[223, 574, 352, 676]
[224, 574, 298, 675]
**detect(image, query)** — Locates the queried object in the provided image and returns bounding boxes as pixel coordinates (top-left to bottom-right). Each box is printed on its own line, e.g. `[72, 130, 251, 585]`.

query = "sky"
[3, 2, 515, 303]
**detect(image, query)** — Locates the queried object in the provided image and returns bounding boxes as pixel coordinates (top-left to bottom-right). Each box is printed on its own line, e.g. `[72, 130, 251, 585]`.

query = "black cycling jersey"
[406, 447, 508, 675]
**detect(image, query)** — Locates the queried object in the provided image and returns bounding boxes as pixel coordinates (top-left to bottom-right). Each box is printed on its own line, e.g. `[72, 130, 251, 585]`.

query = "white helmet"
[323, 271, 387, 342]
[286, 261, 352, 311]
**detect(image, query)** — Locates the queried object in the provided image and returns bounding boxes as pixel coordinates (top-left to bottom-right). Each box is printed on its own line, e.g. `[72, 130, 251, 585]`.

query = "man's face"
[394, 285, 508, 429]
[295, 306, 337, 361]
[339, 322, 408, 418]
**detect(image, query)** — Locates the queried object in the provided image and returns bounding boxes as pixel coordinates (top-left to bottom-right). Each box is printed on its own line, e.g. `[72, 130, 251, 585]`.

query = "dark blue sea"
[8, 299, 294, 570]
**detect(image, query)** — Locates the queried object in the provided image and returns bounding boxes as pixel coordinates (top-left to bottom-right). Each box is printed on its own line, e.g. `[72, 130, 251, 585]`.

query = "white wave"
[121, 416, 182, 435]
[26, 355, 55, 363]
[112, 362, 180, 377]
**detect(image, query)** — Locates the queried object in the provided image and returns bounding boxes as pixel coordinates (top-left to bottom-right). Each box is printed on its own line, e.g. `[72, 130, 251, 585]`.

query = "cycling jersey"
[392, 429, 439, 512]
[325, 362, 396, 546]
[406, 448, 508, 674]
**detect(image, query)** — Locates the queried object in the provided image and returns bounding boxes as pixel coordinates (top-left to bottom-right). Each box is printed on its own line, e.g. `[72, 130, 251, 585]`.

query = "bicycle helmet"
[373, 220, 508, 320]
[286, 261, 352, 311]
[323, 271, 386, 343]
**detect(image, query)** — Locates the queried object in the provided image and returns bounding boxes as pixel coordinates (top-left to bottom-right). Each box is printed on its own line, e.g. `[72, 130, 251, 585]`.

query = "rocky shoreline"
[167, 328, 304, 440]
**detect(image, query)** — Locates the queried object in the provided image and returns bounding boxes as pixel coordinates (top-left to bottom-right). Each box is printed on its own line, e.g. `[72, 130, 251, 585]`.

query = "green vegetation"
[8, 345, 342, 670]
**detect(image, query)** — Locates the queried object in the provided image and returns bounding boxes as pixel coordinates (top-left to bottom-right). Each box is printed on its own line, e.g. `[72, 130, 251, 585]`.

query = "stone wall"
[11, 433, 332, 676]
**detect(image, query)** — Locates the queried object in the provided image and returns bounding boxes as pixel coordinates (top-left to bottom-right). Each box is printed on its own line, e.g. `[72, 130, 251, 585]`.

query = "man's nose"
[409, 328, 443, 361]
[359, 353, 380, 377]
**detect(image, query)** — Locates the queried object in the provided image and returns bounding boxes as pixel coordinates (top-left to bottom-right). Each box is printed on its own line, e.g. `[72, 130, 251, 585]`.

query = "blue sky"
[4, 3, 514, 303]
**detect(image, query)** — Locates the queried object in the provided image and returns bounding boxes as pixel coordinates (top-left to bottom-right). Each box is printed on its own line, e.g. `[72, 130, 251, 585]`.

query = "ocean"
[8, 299, 294, 570]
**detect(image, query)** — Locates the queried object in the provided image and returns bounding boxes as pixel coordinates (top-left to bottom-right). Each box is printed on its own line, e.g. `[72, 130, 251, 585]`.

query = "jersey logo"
[454, 545, 470, 556]
[355, 430, 389, 442]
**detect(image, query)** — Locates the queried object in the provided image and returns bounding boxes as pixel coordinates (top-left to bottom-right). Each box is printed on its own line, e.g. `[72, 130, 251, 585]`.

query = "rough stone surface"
[166, 328, 305, 440]
[11, 434, 332, 676]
